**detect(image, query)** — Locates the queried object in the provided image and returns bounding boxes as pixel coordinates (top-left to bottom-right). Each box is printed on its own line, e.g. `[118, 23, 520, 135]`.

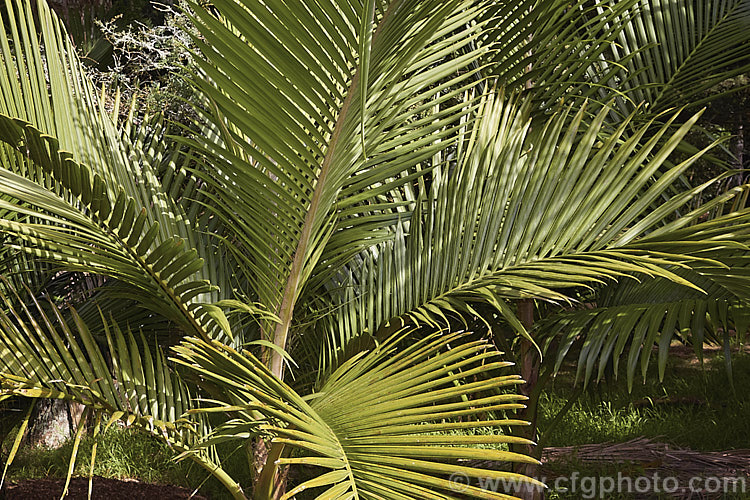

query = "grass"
[538, 345, 750, 451]
[533, 345, 750, 499]
[1, 427, 251, 499]
[4, 428, 185, 484]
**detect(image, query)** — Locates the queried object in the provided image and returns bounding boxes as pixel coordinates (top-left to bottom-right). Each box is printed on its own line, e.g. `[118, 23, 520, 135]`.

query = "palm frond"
[173, 329, 541, 499]
[0, 119, 221, 338]
[0, 0, 190, 240]
[314, 92, 745, 371]
[484, 0, 642, 108]
[541, 208, 750, 389]
[0, 283, 243, 496]
[0, 0, 238, 339]
[542, 293, 750, 390]
[590, 0, 750, 115]
[183, 0, 496, 375]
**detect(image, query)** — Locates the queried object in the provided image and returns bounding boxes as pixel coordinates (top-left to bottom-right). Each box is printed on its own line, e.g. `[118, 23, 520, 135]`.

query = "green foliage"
[88, 2, 200, 125]
[2, 428, 184, 484]
[539, 349, 750, 450]
[0, 0, 749, 498]
[174, 330, 540, 498]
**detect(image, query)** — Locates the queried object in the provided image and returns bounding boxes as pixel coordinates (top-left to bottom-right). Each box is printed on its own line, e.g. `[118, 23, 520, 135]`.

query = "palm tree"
[0, 0, 749, 499]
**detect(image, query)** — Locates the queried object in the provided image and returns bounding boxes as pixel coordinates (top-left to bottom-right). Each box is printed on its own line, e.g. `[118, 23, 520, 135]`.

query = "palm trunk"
[514, 298, 543, 499]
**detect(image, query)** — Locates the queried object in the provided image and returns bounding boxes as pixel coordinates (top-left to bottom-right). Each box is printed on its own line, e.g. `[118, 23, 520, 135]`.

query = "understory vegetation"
[540, 346, 750, 450]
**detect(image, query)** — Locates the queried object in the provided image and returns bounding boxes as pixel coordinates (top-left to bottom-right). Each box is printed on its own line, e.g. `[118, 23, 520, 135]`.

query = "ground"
[1, 477, 207, 499]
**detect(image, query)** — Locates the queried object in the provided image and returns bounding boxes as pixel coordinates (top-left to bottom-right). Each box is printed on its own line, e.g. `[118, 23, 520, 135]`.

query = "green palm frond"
[590, 0, 750, 115]
[0, 0, 183, 234]
[534, 179, 750, 389]
[484, 0, 642, 108]
[480, 0, 750, 127]
[0, 0, 238, 337]
[541, 211, 750, 389]
[174, 329, 541, 499]
[542, 293, 750, 390]
[0, 120, 222, 338]
[315, 92, 744, 366]
[183, 0, 498, 375]
[0, 283, 242, 495]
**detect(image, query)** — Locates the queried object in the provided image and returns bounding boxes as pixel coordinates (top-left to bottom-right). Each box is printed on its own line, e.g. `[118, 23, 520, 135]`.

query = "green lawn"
[539, 345, 750, 451]
[0, 428, 248, 498]
[536, 345, 750, 499]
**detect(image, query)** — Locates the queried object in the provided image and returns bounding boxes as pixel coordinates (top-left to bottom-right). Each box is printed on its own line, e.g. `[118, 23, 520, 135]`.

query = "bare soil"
[0, 476, 208, 499]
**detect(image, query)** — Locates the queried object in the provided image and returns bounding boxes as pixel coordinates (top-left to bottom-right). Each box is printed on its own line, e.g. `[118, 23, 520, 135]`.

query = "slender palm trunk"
[514, 298, 543, 499]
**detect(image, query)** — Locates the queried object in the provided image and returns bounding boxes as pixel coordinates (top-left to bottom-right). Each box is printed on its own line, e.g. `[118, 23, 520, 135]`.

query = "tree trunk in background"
[252, 437, 270, 493]
[24, 400, 85, 449]
[25, 399, 70, 449]
[516, 30, 543, 499]
[514, 298, 543, 500]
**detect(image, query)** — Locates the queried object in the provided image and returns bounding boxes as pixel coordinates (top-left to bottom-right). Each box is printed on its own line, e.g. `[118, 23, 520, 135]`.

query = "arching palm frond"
[540, 188, 750, 389]
[0, 120, 220, 338]
[174, 329, 541, 500]
[311, 92, 748, 374]
[0, 0, 188, 241]
[484, 0, 641, 108]
[0, 283, 242, 497]
[182, 0, 504, 376]
[543, 294, 750, 391]
[0, 0, 236, 339]
[590, 0, 750, 116]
